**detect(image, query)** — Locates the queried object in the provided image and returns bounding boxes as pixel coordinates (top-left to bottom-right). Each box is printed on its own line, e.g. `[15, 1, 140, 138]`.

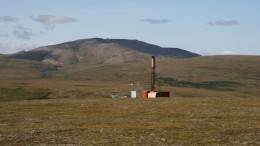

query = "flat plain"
[0, 97, 259, 145]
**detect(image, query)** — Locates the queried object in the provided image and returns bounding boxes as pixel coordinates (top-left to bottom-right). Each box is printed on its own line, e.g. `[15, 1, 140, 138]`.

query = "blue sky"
[0, 0, 259, 55]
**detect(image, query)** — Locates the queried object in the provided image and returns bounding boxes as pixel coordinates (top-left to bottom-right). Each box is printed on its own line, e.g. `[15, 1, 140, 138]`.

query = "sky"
[0, 0, 259, 55]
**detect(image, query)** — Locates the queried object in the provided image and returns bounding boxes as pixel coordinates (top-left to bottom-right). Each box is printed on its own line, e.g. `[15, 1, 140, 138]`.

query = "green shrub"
[159, 77, 242, 91]
[0, 87, 51, 101]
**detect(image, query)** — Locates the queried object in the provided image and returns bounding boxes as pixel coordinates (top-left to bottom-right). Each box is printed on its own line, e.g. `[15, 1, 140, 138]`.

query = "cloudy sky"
[0, 0, 259, 55]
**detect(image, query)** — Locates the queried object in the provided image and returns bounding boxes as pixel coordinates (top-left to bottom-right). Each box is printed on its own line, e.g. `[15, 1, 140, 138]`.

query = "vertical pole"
[151, 56, 156, 91]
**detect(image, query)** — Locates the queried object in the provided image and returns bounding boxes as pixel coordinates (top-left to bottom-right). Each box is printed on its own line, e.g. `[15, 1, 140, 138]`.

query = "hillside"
[0, 38, 259, 99]
[0, 54, 259, 99]
[0, 55, 59, 80]
[8, 38, 200, 65]
[1, 48, 259, 146]
[52, 55, 259, 97]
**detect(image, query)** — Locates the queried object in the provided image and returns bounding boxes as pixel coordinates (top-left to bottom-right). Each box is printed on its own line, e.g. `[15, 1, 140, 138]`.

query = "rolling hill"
[1, 54, 260, 99]
[8, 38, 200, 65]
[1, 39, 259, 146]
[0, 46, 259, 146]
[0, 39, 259, 100]
[0, 55, 59, 80]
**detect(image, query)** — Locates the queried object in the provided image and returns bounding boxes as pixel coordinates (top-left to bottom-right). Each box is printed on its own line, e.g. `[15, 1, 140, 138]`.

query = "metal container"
[143, 91, 149, 98]
[158, 92, 170, 97]
[148, 91, 158, 98]
[131, 91, 137, 98]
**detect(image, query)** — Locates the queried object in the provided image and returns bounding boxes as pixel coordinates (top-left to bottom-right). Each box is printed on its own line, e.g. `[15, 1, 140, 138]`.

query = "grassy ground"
[1, 79, 256, 102]
[0, 55, 259, 145]
[0, 55, 259, 98]
[0, 97, 259, 145]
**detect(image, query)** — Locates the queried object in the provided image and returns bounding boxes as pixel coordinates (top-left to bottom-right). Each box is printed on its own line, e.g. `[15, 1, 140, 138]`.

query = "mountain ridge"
[8, 38, 200, 65]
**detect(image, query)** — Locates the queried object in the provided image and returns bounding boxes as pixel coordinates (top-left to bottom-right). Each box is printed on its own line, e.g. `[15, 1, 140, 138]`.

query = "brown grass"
[1, 55, 260, 98]
[0, 55, 259, 145]
[0, 97, 259, 145]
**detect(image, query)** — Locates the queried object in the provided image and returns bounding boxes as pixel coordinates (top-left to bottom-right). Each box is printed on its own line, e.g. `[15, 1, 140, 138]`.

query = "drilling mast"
[151, 56, 156, 91]
[143, 56, 170, 98]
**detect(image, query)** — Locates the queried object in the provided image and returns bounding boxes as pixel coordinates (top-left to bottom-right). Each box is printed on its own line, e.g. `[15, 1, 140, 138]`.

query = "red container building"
[143, 91, 149, 98]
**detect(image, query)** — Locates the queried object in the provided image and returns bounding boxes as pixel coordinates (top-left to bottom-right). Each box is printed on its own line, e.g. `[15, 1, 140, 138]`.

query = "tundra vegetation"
[0, 39, 259, 145]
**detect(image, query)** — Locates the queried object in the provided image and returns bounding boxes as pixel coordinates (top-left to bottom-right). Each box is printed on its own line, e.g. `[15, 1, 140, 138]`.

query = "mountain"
[2, 38, 259, 99]
[8, 38, 200, 65]
[1, 54, 259, 99]
[1, 47, 260, 99]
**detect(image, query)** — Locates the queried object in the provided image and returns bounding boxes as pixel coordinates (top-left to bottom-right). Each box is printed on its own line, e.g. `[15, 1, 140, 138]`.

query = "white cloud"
[142, 18, 170, 24]
[0, 43, 39, 54]
[220, 50, 237, 55]
[0, 16, 17, 22]
[31, 15, 78, 29]
[207, 20, 239, 26]
[13, 24, 34, 40]
[199, 50, 238, 56]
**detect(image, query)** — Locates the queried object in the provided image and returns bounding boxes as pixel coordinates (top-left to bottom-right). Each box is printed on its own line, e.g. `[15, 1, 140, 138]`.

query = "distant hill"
[0, 55, 58, 80]
[2, 38, 259, 98]
[0, 53, 259, 98]
[8, 38, 200, 65]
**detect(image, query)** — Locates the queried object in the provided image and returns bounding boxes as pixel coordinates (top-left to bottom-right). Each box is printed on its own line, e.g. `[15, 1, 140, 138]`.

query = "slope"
[0, 55, 60, 80]
[48, 55, 260, 98]
[8, 38, 200, 65]
[1, 50, 260, 99]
